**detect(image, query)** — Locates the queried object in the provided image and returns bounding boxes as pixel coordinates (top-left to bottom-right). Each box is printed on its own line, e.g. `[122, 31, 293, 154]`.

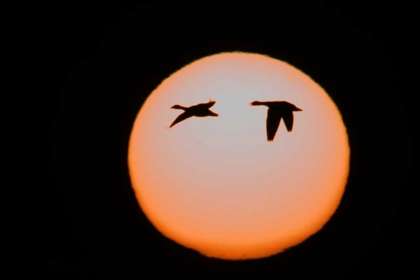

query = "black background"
[46, 3, 413, 277]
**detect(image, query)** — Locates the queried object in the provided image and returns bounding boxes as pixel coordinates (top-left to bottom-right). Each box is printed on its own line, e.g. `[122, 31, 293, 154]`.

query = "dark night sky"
[46, 3, 413, 277]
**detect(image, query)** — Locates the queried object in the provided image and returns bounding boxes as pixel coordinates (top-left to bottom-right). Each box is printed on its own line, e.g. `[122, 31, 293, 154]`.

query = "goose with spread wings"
[168, 99, 219, 128]
[250, 100, 302, 142]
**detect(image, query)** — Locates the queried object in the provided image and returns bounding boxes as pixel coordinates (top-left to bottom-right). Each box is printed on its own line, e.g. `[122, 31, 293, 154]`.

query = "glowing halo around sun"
[128, 52, 350, 260]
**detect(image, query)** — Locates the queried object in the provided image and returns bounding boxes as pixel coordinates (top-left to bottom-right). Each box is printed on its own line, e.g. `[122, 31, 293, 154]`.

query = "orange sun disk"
[128, 52, 350, 260]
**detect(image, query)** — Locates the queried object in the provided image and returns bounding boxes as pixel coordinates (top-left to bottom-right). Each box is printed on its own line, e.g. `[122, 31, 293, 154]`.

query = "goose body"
[169, 99, 219, 128]
[250, 101, 302, 141]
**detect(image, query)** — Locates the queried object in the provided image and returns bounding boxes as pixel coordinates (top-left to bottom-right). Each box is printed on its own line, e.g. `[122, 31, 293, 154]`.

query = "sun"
[128, 52, 350, 260]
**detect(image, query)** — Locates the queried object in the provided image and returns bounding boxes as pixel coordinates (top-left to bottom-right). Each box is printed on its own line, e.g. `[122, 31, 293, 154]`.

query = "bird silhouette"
[168, 99, 219, 128]
[250, 100, 302, 141]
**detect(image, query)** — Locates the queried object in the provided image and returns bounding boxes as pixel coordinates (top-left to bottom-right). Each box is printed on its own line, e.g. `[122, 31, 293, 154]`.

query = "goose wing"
[169, 112, 193, 128]
[282, 110, 294, 132]
[266, 108, 282, 141]
[196, 99, 216, 109]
